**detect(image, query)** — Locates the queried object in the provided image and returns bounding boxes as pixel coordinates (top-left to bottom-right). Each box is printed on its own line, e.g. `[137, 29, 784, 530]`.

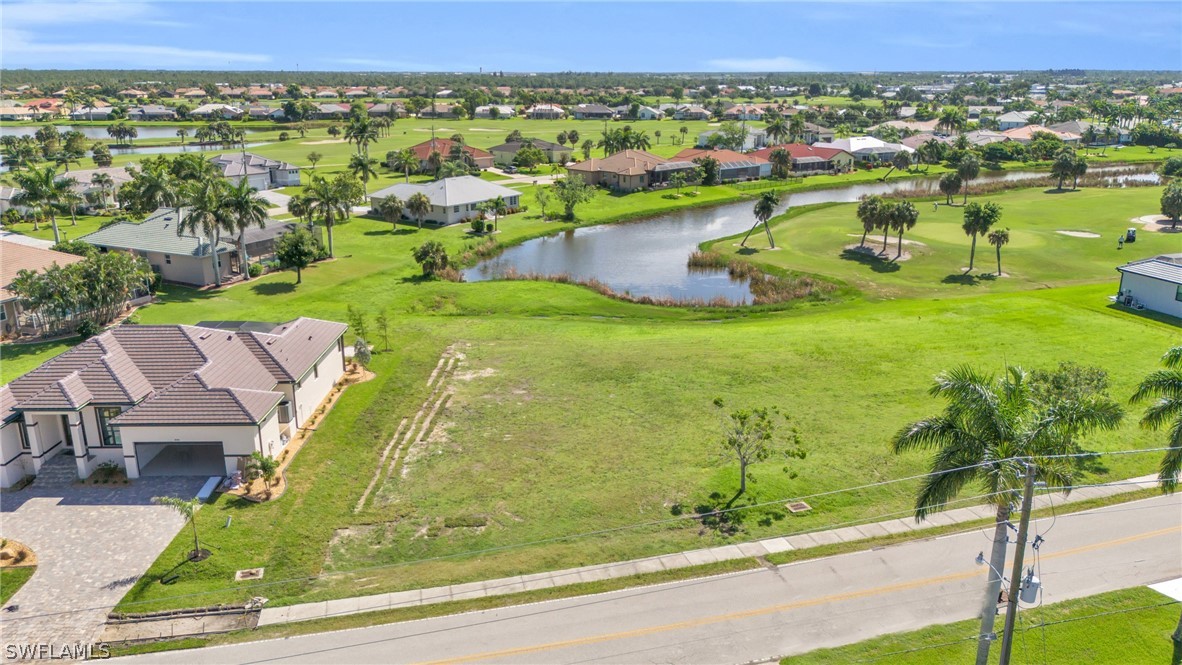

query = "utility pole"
[998, 463, 1037, 665]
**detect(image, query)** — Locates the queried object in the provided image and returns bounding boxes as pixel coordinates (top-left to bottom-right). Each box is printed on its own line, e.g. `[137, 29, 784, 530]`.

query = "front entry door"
[60, 414, 74, 454]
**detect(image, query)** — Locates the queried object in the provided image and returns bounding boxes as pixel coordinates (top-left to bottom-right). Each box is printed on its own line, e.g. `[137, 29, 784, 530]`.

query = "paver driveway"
[1, 474, 205, 658]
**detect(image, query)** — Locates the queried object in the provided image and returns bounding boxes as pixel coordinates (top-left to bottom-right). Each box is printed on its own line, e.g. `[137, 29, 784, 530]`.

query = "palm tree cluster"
[855, 195, 920, 259]
[193, 121, 244, 147]
[105, 122, 139, 145]
[597, 126, 651, 155]
[9, 250, 153, 337]
[11, 166, 77, 243]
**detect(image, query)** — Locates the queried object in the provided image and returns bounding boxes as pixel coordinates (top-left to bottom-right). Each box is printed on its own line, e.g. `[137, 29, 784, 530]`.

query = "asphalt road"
[113, 494, 1182, 665]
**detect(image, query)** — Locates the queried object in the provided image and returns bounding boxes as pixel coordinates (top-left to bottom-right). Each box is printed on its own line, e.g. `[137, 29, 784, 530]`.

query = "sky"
[1, 1, 1180, 73]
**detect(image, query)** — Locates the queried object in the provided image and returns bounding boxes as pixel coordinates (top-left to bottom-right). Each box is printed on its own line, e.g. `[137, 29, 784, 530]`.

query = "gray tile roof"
[1, 317, 345, 426]
[489, 139, 568, 153]
[369, 175, 520, 209]
[79, 208, 235, 257]
[1118, 259, 1182, 285]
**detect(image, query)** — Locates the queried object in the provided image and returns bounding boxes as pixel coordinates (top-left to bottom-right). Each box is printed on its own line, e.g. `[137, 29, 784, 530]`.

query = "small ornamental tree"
[375, 309, 392, 352]
[275, 228, 319, 284]
[153, 496, 207, 561]
[353, 336, 372, 369]
[412, 240, 450, 277]
[1161, 179, 1182, 230]
[553, 174, 595, 220]
[714, 398, 806, 506]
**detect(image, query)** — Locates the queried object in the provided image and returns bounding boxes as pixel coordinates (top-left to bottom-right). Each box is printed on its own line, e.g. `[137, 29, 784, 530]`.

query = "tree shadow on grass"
[1042, 188, 1079, 195]
[840, 248, 901, 273]
[941, 271, 996, 286]
[680, 490, 789, 537]
[251, 282, 296, 296]
[363, 228, 418, 236]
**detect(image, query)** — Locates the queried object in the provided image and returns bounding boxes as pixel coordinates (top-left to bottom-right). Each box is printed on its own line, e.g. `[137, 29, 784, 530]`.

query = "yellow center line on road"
[415, 525, 1179, 665]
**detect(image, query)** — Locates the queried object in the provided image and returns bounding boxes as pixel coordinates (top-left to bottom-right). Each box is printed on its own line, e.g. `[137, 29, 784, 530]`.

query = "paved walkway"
[0, 469, 205, 657]
[258, 474, 1161, 627]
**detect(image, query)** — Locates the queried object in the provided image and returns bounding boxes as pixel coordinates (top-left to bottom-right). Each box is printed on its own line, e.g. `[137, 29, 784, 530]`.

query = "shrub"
[1159, 156, 1182, 177]
[278, 132, 290, 141]
[76, 319, 100, 340]
[247, 262, 266, 278]
[470, 219, 486, 234]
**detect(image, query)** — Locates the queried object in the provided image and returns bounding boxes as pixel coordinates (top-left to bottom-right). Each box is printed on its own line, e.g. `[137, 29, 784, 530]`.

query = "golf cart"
[1125, 228, 1137, 243]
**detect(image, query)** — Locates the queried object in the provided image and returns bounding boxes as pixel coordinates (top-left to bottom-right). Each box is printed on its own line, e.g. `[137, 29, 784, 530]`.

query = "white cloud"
[3, 28, 270, 66]
[705, 56, 823, 72]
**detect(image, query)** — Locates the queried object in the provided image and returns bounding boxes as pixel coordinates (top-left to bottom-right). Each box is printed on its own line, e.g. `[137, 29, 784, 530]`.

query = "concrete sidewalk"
[256, 474, 1161, 627]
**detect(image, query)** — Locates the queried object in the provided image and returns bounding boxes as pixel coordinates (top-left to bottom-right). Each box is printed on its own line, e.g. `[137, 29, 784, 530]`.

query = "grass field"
[783, 587, 1180, 664]
[0, 567, 36, 606]
[708, 185, 1175, 299]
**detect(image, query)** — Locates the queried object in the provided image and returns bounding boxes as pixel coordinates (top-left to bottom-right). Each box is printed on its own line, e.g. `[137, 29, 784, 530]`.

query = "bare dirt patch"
[1056, 230, 1101, 238]
[0, 539, 37, 567]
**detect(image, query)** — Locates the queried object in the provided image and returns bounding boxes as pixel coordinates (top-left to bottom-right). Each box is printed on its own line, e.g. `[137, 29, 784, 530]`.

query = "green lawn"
[0, 566, 36, 606]
[783, 587, 1180, 664]
[708, 185, 1174, 299]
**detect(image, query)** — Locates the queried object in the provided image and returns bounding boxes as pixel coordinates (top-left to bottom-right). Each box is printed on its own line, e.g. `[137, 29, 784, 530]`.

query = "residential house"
[1000, 125, 1081, 145]
[117, 88, 149, 99]
[209, 153, 301, 190]
[419, 102, 459, 119]
[488, 140, 572, 167]
[312, 103, 350, 119]
[24, 99, 65, 117]
[0, 317, 347, 487]
[798, 122, 835, 144]
[81, 208, 237, 286]
[673, 105, 711, 121]
[571, 103, 615, 120]
[367, 102, 407, 118]
[397, 138, 494, 171]
[696, 128, 768, 151]
[673, 148, 770, 180]
[368, 176, 521, 226]
[723, 105, 764, 121]
[750, 144, 854, 174]
[473, 104, 515, 119]
[126, 105, 178, 121]
[0, 106, 37, 121]
[963, 130, 1010, 146]
[190, 103, 244, 120]
[634, 105, 663, 120]
[565, 150, 694, 191]
[967, 105, 1004, 120]
[870, 119, 940, 137]
[526, 104, 565, 119]
[1047, 120, 1130, 144]
[0, 240, 85, 336]
[63, 166, 137, 211]
[344, 88, 369, 99]
[314, 89, 339, 99]
[1115, 255, 1182, 319]
[69, 106, 117, 121]
[247, 105, 286, 121]
[247, 86, 274, 99]
[812, 137, 913, 163]
[0, 186, 25, 214]
[996, 110, 1037, 130]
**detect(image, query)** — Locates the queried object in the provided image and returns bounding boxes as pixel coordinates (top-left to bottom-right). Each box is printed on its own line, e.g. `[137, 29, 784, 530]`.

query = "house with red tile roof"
[0, 317, 347, 487]
[566, 150, 696, 191]
[0, 240, 85, 334]
[673, 148, 771, 180]
[402, 138, 494, 171]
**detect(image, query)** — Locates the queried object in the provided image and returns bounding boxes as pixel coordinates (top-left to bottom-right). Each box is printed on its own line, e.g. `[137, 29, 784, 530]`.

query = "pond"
[463, 166, 1160, 305]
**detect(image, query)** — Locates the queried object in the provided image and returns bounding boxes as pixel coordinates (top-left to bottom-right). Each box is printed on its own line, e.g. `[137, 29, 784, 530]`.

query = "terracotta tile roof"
[673, 148, 769, 166]
[2, 318, 345, 426]
[0, 239, 85, 303]
[750, 144, 851, 161]
[408, 138, 492, 161]
[567, 150, 667, 177]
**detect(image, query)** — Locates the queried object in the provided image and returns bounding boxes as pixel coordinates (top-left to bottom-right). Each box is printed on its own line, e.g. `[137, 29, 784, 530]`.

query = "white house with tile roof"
[0, 318, 347, 487]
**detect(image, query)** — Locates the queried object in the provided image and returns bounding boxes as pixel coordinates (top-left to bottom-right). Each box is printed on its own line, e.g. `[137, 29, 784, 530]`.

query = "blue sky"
[2, 1, 1179, 72]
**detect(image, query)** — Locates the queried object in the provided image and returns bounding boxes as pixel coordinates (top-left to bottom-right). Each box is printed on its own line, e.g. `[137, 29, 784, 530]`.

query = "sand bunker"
[845, 243, 913, 262]
[1132, 214, 1182, 233]
[1056, 230, 1101, 238]
[846, 233, 927, 246]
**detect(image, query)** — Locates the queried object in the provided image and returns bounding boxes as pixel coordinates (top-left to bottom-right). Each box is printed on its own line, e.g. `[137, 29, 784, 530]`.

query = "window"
[17, 420, 29, 450]
[313, 363, 319, 379]
[96, 407, 123, 447]
[454, 206, 460, 213]
[164, 254, 172, 265]
[1176, 285, 1182, 302]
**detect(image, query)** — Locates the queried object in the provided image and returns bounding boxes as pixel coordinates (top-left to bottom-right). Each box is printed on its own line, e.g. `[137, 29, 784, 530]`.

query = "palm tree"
[153, 496, 207, 561]
[788, 115, 805, 143]
[962, 201, 1002, 272]
[1131, 346, 1182, 493]
[391, 148, 418, 183]
[741, 190, 781, 249]
[178, 177, 231, 287]
[11, 166, 73, 243]
[856, 195, 883, 248]
[957, 154, 981, 204]
[221, 178, 269, 280]
[889, 200, 919, 259]
[987, 228, 1010, 275]
[765, 117, 789, 145]
[936, 106, 967, 135]
[59, 185, 84, 227]
[345, 116, 378, 157]
[90, 172, 115, 210]
[407, 192, 431, 229]
[347, 154, 378, 200]
[303, 175, 352, 258]
[287, 193, 312, 231]
[176, 128, 188, 145]
[436, 160, 468, 180]
[768, 148, 792, 179]
[893, 365, 1123, 665]
[489, 195, 507, 233]
[426, 150, 444, 177]
[377, 195, 404, 227]
[939, 172, 962, 206]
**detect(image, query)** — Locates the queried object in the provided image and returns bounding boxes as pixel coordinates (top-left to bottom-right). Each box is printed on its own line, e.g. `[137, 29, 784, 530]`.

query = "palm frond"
[1130, 370, 1182, 404]
[1140, 397, 1182, 431]
[1161, 346, 1182, 370]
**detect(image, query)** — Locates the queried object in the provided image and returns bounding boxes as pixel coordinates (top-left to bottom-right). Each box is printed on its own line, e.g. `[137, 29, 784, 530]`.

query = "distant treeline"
[2, 69, 1180, 94]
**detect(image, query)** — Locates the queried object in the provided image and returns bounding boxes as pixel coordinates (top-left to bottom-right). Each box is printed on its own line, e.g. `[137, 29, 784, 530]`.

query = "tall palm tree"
[1131, 346, 1182, 493]
[221, 178, 269, 280]
[856, 195, 883, 248]
[347, 154, 378, 200]
[345, 116, 378, 157]
[889, 200, 919, 259]
[767, 148, 792, 179]
[894, 365, 1123, 665]
[90, 172, 115, 210]
[962, 201, 1001, 272]
[957, 154, 981, 205]
[11, 166, 73, 243]
[765, 117, 789, 145]
[788, 115, 805, 143]
[287, 193, 312, 231]
[303, 175, 350, 258]
[391, 148, 418, 183]
[741, 190, 781, 249]
[176, 128, 188, 145]
[488, 195, 507, 233]
[407, 192, 432, 230]
[988, 228, 1011, 276]
[178, 177, 231, 287]
[377, 195, 404, 227]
